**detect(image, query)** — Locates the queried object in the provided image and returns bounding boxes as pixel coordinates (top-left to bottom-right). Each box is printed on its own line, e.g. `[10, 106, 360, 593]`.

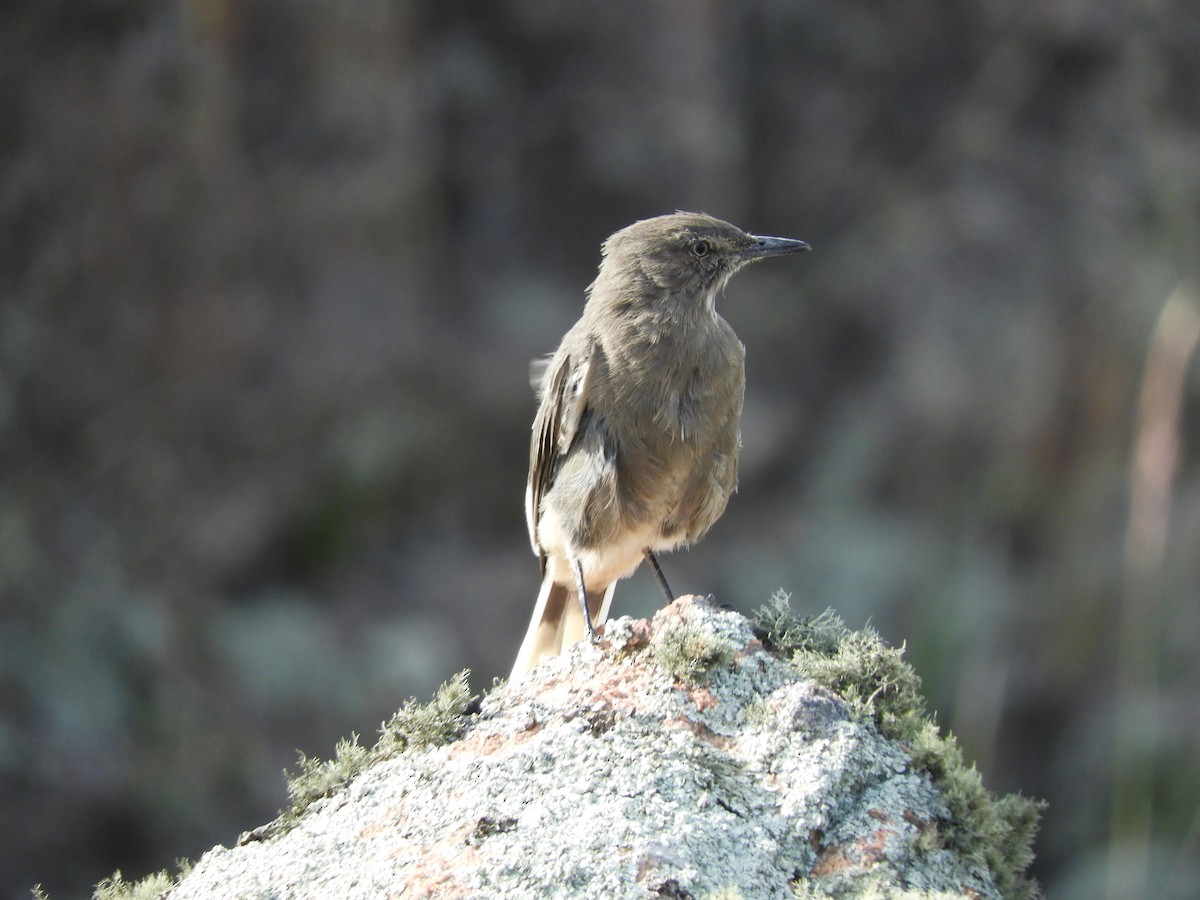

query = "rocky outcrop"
[152, 596, 1041, 899]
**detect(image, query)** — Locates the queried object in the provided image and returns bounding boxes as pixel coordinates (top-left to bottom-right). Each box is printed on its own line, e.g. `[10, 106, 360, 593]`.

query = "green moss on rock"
[283, 670, 475, 824]
[753, 592, 1044, 900]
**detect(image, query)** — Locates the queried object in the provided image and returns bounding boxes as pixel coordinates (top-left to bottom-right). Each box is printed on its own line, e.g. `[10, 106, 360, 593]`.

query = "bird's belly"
[621, 433, 737, 543]
[539, 510, 662, 590]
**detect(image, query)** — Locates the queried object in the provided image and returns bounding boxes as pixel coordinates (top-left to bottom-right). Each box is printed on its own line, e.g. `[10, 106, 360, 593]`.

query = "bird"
[510, 212, 810, 679]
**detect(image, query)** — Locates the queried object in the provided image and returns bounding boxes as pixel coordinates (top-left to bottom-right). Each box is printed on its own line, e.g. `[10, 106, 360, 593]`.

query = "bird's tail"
[509, 573, 616, 680]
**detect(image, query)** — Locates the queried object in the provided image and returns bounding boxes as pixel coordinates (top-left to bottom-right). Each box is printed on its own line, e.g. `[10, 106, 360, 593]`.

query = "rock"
[160, 596, 1039, 899]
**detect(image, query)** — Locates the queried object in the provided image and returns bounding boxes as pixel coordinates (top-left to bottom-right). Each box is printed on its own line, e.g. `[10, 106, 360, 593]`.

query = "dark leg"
[643, 550, 675, 603]
[571, 557, 599, 643]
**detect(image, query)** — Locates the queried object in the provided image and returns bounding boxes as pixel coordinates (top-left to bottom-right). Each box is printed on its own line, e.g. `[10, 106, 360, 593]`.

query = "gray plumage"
[511, 212, 809, 679]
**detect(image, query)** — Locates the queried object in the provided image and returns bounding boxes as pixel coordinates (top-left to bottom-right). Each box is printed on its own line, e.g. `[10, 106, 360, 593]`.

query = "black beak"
[745, 234, 811, 259]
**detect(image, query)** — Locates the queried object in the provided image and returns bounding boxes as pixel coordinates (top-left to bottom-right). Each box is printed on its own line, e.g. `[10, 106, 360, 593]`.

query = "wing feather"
[526, 344, 597, 568]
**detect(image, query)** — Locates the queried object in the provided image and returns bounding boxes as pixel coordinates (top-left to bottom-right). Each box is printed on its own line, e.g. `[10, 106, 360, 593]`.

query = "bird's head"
[597, 212, 809, 305]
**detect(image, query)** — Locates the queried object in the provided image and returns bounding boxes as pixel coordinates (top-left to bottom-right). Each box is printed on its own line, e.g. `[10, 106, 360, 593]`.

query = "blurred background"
[2, 1, 1198, 897]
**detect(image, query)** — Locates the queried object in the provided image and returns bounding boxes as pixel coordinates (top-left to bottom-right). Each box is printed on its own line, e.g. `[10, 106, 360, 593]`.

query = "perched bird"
[511, 212, 809, 679]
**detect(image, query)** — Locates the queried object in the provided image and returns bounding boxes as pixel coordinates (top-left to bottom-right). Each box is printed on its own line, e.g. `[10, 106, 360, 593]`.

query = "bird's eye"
[691, 240, 710, 258]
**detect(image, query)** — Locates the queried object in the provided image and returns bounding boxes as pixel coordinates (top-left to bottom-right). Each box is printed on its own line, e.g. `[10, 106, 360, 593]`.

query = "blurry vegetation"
[2, 0, 1199, 898]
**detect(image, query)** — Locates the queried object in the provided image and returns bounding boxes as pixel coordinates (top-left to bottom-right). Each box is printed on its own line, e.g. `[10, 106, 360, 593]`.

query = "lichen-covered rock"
[166, 597, 1029, 899]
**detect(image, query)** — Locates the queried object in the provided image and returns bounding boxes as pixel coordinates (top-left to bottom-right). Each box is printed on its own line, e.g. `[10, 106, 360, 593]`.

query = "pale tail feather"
[510, 576, 617, 680]
[558, 580, 617, 648]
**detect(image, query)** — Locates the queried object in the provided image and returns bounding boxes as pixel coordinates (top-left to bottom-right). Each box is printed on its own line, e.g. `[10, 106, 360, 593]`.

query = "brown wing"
[526, 344, 597, 570]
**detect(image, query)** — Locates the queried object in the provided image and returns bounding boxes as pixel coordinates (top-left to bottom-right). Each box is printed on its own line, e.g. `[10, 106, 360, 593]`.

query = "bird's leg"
[571, 557, 599, 644]
[643, 550, 675, 603]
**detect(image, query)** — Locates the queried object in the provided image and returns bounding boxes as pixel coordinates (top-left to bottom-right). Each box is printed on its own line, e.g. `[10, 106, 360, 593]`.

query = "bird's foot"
[571, 557, 601, 644]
